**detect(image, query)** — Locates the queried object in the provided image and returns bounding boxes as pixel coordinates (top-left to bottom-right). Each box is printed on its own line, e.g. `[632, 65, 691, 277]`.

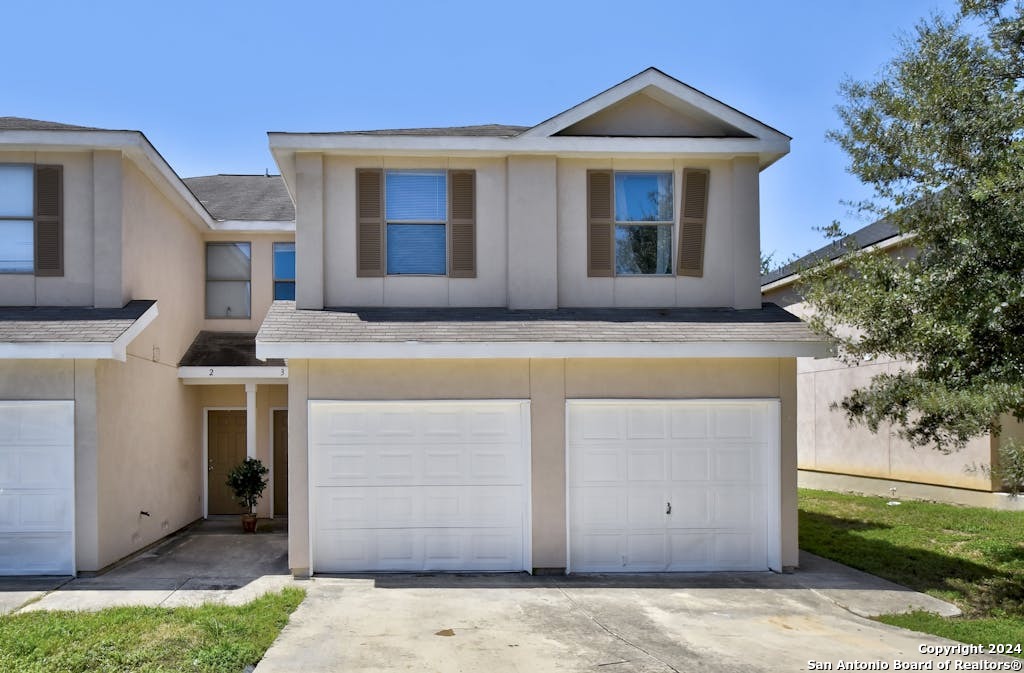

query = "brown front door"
[208, 410, 247, 515]
[273, 409, 288, 516]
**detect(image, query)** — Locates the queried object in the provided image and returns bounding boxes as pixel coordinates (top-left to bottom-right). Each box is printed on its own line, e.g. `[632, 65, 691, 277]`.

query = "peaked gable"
[520, 67, 788, 142]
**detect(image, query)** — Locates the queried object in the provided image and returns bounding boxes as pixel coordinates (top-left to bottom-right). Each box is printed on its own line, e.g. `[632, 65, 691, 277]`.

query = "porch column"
[245, 383, 257, 459]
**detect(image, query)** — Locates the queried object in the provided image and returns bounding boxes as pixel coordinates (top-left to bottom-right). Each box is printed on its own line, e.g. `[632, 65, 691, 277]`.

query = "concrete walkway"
[1, 517, 294, 614]
[253, 554, 980, 673]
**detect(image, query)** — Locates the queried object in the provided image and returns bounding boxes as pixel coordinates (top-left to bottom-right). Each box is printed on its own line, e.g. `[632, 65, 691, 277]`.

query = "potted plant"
[225, 457, 269, 533]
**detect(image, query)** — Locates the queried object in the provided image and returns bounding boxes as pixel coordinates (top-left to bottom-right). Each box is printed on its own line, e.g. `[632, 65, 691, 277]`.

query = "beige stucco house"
[1, 68, 827, 578]
[762, 219, 1024, 508]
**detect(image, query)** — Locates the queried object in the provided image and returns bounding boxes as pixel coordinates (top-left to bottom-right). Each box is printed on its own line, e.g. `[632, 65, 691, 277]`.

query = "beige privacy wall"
[764, 290, 999, 491]
[285, 357, 798, 574]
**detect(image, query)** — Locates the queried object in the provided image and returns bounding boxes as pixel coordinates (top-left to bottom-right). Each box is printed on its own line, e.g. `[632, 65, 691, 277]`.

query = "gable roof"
[183, 174, 294, 222]
[520, 68, 790, 141]
[268, 68, 792, 189]
[761, 216, 903, 287]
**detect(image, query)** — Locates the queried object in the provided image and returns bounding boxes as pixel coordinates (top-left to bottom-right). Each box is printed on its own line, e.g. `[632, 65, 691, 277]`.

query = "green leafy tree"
[800, 0, 1024, 450]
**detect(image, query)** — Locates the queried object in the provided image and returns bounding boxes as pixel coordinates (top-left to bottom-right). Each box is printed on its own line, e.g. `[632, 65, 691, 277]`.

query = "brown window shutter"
[448, 170, 476, 278]
[34, 165, 63, 277]
[677, 168, 709, 277]
[587, 170, 613, 277]
[355, 168, 384, 277]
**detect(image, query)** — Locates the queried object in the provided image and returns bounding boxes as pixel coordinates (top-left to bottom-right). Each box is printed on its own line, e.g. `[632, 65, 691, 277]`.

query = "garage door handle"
[666, 502, 671, 515]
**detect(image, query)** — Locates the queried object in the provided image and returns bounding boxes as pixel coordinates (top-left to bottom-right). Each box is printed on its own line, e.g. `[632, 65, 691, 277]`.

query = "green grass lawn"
[0, 587, 305, 673]
[799, 488, 1024, 650]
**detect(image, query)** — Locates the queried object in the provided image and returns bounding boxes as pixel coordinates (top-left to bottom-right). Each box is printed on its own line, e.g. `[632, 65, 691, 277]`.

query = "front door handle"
[666, 502, 672, 515]
[208, 459, 214, 473]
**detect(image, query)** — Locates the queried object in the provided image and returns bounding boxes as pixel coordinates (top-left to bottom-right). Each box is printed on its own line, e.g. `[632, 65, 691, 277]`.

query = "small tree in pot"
[225, 458, 269, 533]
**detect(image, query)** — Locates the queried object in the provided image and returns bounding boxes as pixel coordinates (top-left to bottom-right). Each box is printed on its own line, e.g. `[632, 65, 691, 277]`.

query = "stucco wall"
[764, 288, 997, 491]
[85, 161, 210, 569]
[556, 158, 756, 308]
[0, 150, 96, 306]
[319, 156, 509, 307]
[285, 357, 797, 574]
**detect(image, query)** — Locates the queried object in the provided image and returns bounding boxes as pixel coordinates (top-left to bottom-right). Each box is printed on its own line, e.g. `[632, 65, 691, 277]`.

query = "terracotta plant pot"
[241, 513, 258, 533]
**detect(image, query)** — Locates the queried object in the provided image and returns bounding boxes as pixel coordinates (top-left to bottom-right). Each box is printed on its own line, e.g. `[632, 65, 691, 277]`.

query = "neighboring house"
[1, 67, 829, 578]
[762, 218, 1024, 508]
[0, 118, 294, 575]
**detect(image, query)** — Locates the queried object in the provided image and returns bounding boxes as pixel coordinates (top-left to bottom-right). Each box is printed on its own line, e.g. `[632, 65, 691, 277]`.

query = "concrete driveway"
[255, 554, 1013, 673]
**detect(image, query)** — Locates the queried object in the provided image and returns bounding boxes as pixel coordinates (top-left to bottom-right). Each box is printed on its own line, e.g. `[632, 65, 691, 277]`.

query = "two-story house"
[258, 68, 827, 576]
[0, 68, 827, 578]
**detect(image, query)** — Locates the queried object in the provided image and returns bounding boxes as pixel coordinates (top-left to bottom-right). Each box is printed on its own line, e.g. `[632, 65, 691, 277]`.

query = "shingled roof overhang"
[0, 300, 158, 360]
[256, 301, 831, 360]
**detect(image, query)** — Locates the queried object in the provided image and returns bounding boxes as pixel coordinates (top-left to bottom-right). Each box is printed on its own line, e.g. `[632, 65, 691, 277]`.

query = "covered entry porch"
[179, 332, 289, 518]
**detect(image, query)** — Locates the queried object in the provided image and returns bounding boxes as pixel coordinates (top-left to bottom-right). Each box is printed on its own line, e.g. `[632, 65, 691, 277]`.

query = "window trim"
[384, 169, 448, 277]
[612, 170, 675, 276]
[272, 241, 296, 300]
[205, 241, 252, 319]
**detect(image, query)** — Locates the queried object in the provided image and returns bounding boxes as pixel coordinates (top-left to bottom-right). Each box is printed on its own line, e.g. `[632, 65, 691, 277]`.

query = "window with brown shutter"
[448, 170, 476, 278]
[355, 168, 384, 277]
[34, 165, 63, 277]
[587, 170, 613, 277]
[677, 168, 710, 277]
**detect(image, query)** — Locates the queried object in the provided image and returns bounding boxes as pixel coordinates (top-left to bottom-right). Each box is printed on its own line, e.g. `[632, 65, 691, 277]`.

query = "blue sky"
[3, 0, 958, 262]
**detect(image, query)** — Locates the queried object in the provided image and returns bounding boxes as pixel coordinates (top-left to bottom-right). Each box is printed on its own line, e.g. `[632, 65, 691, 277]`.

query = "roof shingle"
[183, 174, 294, 222]
[257, 302, 820, 344]
[0, 300, 155, 343]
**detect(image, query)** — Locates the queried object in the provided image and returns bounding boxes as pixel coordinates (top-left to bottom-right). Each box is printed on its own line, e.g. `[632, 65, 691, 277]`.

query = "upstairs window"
[385, 170, 447, 275]
[273, 242, 295, 300]
[206, 242, 251, 318]
[0, 164, 62, 276]
[613, 172, 673, 275]
[0, 165, 34, 273]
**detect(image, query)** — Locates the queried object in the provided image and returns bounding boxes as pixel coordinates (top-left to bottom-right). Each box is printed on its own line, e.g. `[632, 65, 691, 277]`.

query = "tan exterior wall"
[764, 286, 997, 492]
[202, 232, 295, 332]
[194, 384, 288, 518]
[286, 357, 797, 574]
[0, 150, 97, 307]
[556, 158, 758, 308]
[319, 155, 509, 307]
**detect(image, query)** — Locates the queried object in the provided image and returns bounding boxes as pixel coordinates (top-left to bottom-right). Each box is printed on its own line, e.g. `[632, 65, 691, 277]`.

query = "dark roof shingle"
[0, 300, 155, 343]
[761, 217, 900, 286]
[290, 124, 529, 138]
[257, 302, 820, 344]
[179, 331, 285, 367]
[183, 174, 294, 222]
[0, 117, 104, 131]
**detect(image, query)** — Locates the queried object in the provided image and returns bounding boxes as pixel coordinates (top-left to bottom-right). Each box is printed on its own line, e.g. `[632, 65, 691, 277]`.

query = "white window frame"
[205, 241, 252, 319]
[613, 170, 674, 276]
[384, 169, 448, 277]
[272, 241, 295, 300]
[0, 163, 35, 275]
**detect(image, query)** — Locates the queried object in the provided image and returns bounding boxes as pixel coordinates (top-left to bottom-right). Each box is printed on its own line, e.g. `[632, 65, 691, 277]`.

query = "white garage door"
[568, 400, 780, 573]
[309, 401, 530, 573]
[0, 401, 75, 576]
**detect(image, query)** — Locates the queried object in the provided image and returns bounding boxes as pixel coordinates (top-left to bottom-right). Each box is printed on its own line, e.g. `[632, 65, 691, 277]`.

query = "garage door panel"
[315, 527, 524, 572]
[569, 400, 777, 573]
[0, 401, 74, 576]
[667, 486, 711, 526]
[670, 448, 710, 481]
[315, 485, 521, 529]
[310, 401, 528, 573]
